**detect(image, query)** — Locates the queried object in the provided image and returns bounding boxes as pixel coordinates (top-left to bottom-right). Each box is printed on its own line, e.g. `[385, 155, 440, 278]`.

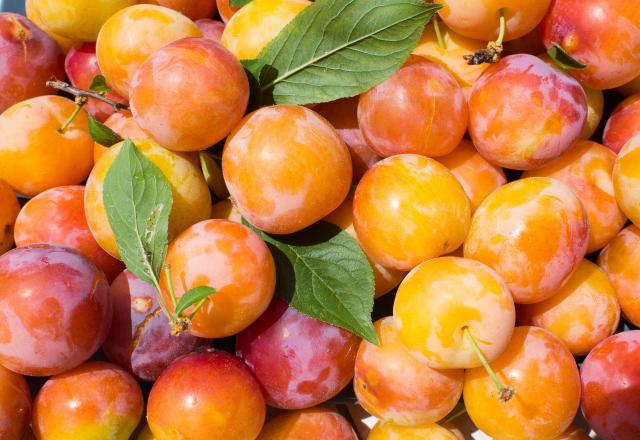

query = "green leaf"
[89, 74, 111, 92]
[229, 0, 252, 7]
[103, 139, 173, 286]
[243, 219, 378, 344]
[175, 286, 217, 317]
[199, 151, 229, 200]
[244, 0, 441, 105]
[547, 43, 587, 70]
[88, 115, 123, 147]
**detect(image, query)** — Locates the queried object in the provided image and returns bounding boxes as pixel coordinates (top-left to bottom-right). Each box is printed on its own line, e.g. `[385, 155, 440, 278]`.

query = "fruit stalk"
[463, 8, 505, 65]
[46, 80, 130, 111]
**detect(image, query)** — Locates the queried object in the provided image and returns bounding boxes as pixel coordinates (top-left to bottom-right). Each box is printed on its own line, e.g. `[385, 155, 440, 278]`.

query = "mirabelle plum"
[541, 0, 640, 90]
[436, 139, 506, 212]
[222, 105, 352, 234]
[554, 425, 591, 440]
[0, 95, 93, 197]
[96, 4, 201, 97]
[103, 270, 201, 381]
[353, 154, 470, 271]
[33, 0, 136, 40]
[314, 97, 381, 181]
[412, 21, 489, 94]
[0, 365, 31, 440]
[130, 38, 248, 151]
[25, 0, 78, 53]
[464, 177, 589, 304]
[580, 331, 640, 440]
[469, 54, 587, 170]
[523, 140, 626, 253]
[0, 180, 19, 255]
[517, 260, 620, 356]
[257, 408, 357, 440]
[394, 257, 515, 369]
[603, 94, 640, 154]
[147, 350, 266, 440]
[613, 134, 640, 226]
[324, 194, 406, 298]
[211, 198, 242, 222]
[14, 186, 124, 281]
[368, 421, 459, 440]
[598, 225, 640, 327]
[33, 362, 143, 440]
[0, 245, 111, 376]
[216, 0, 240, 23]
[196, 18, 224, 41]
[618, 74, 640, 97]
[236, 297, 360, 409]
[220, 0, 310, 59]
[358, 56, 467, 158]
[93, 111, 147, 162]
[144, 0, 217, 20]
[0, 13, 64, 113]
[464, 326, 581, 440]
[85, 138, 211, 259]
[161, 219, 275, 338]
[354, 317, 463, 425]
[434, 0, 551, 42]
[64, 42, 128, 122]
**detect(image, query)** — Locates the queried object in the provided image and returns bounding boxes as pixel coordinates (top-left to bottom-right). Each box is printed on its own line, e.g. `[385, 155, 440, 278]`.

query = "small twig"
[463, 8, 506, 65]
[46, 80, 129, 111]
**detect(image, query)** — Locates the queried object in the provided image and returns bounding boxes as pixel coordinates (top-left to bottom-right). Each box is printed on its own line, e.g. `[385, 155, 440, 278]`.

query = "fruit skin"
[32, 361, 143, 440]
[0, 364, 31, 440]
[93, 111, 147, 163]
[130, 38, 249, 152]
[434, 0, 552, 42]
[436, 139, 506, 212]
[368, 421, 458, 440]
[64, 42, 128, 122]
[412, 21, 489, 96]
[603, 94, 640, 154]
[358, 56, 467, 158]
[353, 154, 470, 271]
[618, 74, 640, 97]
[323, 194, 406, 299]
[394, 257, 515, 369]
[147, 350, 266, 440]
[464, 326, 581, 440]
[469, 54, 586, 170]
[14, 185, 124, 282]
[96, 4, 202, 97]
[257, 407, 357, 440]
[223, 105, 352, 234]
[236, 296, 360, 409]
[354, 317, 463, 425]
[598, 225, 640, 327]
[144, 0, 217, 20]
[25, 0, 79, 53]
[221, 0, 310, 59]
[464, 177, 589, 304]
[0, 244, 111, 376]
[160, 219, 275, 338]
[216, 0, 240, 23]
[314, 97, 381, 182]
[541, 0, 640, 90]
[0, 95, 94, 198]
[33, 0, 136, 41]
[580, 331, 640, 440]
[580, 86, 605, 140]
[0, 180, 20, 255]
[0, 13, 64, 113]
[211, 198, 242, 222]
[613, 134, 640, 227]
[196, 18, 225, 41]
[103, 270, 201, 381]
[517, 259, 620, 356]
[523, 140, 626, 253]
[84, 138, 211, 259]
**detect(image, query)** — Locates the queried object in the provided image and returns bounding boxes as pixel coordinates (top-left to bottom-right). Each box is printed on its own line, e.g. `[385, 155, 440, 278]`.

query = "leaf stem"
[58, 97, 86, 133]
[433, 17, 446, 50]
[164, 265, 178, 309]
[46, 80, 129, 111]
[463, 326, 514, 402]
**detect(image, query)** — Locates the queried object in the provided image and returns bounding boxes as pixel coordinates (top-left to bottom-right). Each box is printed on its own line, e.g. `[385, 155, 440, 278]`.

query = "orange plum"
[464, 177, 589, 304]
[613, 134, 640, 226]
[368, 421, 459, 440]
[216, 0, 240, 23]
[353, 154, 470, 271]
[603, 94, 640, 154]
[257, 408, 357, 440]
[210, 198, 242, 222]
[0, 180, 19, 255]
[25, 0, 79, 53]
[0, 365, 31, 440]
[93, 111, 147, 163]
[144, 0, 217, 20]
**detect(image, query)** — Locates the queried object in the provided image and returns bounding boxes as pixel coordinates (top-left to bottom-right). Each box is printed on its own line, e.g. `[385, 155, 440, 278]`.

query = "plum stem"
[46, 80, 130, 111]
[58, 96, 87, 133]
[463, 8, 505, 65]
[463, 326, 514, 402]
[433, 17, 446, 50]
